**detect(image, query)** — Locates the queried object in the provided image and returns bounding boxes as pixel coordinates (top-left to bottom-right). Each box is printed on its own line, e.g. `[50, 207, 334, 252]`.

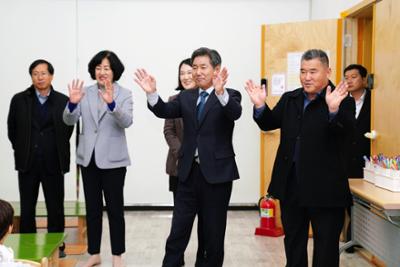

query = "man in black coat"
[343, 64, 371, 252]
[245, 49, 355, 267]
[7, 59, 74, 235]
[135, 47, 242, 267]
[344, 64, 371, 178]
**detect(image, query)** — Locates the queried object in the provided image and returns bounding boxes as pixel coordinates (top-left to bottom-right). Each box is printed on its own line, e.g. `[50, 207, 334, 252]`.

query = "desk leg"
[339, 240, 358, 254]
[49, 249, 60, 267]
[12, 217, 20, 233]
[77, 216, 87, 245]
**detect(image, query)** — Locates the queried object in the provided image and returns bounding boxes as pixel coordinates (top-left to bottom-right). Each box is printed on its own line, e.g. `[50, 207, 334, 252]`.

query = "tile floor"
[68, 210, 371, 267]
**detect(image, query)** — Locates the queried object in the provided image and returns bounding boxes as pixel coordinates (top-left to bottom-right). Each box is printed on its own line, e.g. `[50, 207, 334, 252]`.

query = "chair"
[14, 257, 48, 267]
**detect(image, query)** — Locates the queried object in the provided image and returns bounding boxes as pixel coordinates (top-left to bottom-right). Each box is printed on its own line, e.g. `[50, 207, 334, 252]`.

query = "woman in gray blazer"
[63, 50, 133, 267]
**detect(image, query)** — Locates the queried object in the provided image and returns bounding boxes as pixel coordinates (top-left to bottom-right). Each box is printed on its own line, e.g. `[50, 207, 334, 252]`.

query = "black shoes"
[345, 244, 362, 254]
[59, 242, 66, 258]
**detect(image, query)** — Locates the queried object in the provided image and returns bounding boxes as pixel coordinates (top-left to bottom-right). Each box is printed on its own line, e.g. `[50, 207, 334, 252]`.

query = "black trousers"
[172, 177, 205, 266]
[81, 157, 126, 255]
[163, 162, 232, 267]
[280, 165, 345, 267]
[18, 159, 64, 233]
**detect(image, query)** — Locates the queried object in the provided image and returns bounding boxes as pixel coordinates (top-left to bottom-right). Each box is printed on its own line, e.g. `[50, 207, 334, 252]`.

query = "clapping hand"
[213, 67, 228, 95]
[244, 79, 267, 108]
[134, 69, 157, 94]
[68, 79, 85, 104]
[325, 81, 349, 113]
[99, 80, 114, 104]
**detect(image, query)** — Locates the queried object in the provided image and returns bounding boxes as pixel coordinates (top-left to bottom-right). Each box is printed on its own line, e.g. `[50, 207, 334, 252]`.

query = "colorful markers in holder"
[363, 154, 400, 192]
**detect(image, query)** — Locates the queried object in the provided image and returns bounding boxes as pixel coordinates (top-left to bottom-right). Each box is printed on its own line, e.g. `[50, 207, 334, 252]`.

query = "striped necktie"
[196, 91, 209, 121]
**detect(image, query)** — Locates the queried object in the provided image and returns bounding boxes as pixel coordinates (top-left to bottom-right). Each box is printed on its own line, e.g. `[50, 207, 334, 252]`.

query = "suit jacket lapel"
[356, 89, 370, 124]
[292, 89, 304, 115]
[25, 89, 35, 129]
[189, 89, 200, 128]
[88, 85, 99, 127]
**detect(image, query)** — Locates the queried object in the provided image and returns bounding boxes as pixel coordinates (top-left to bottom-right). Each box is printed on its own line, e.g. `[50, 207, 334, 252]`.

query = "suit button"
[297, 115, 301, 119]
[40, 132, 43, 136]
[284, 156, 288, 160]
[94, 130, 97, 133]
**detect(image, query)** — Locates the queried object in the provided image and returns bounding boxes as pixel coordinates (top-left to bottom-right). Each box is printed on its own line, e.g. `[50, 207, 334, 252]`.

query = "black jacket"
[7, 86, 74, 173]
[149, 88, 242, 184]
[254, 83, 355, 207]
[347, 89, 371, 178]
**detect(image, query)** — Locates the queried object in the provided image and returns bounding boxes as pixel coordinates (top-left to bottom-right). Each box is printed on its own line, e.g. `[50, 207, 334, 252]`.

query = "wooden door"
[371, 0, 400, 156]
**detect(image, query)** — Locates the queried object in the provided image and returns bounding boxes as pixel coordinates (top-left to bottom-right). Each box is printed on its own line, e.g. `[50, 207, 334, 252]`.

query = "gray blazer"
[63, 82, 133, 168]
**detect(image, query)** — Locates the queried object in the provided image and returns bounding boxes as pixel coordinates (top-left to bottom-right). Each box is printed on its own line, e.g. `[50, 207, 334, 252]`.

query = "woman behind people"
[164, 58, 196, 199]
[163, 58, 205, 266]
[63, 50, 133, 267]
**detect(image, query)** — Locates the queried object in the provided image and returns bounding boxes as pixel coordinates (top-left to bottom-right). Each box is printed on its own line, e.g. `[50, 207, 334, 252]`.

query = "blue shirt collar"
[35, 88, 50, 104]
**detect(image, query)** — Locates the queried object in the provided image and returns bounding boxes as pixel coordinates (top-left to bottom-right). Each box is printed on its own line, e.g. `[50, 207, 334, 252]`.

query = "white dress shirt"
[350, 89, 366, 119]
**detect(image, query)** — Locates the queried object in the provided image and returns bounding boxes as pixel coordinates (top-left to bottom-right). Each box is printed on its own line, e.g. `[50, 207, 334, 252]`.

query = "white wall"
[310, 0, 363, 20]
[1, 0, 356, 205]
[0, 0, 78, 201]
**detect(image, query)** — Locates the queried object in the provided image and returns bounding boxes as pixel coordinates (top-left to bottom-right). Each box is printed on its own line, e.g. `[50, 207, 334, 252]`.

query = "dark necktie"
[197, 91, 209, 121]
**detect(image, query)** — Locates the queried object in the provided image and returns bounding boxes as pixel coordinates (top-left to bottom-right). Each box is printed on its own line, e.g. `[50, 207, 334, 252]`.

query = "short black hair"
[175, 58, 192, 91]
[191, 47, 222, 68]
[301, 49, 329, 67]
[0, 199, 14, 240]
[344, 64, 368, 78]
[88, 50, 125, 81]
[29, 59, 54, 76]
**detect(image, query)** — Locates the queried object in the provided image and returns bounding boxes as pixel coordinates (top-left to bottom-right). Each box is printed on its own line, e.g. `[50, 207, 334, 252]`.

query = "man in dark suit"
[7, 59, 74, 238]
[135, 47, 242, 267]
[245, 49, 355, 267]
[344, 64, 371, 178]
[343, 64, 370, 253]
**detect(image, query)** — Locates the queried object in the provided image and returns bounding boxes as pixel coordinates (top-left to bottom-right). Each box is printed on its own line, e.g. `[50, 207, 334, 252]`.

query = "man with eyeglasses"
[7, 59, 73, 257]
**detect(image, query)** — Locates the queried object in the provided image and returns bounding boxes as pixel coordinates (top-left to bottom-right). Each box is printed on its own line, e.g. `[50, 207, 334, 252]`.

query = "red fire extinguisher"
[255, 194, 284, 237]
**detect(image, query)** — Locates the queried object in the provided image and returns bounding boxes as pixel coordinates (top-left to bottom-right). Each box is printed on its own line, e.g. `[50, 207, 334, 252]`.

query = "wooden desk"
[5, 233, 66, 267]
[12, 201, 86, 244]
[340, 179, 400, 267]
[349, 179, 400, 210]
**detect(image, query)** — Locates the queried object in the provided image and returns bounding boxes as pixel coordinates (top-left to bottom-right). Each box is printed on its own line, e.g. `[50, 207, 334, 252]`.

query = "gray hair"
[191, 47, 222, 68]
[301, 49, 329, 67]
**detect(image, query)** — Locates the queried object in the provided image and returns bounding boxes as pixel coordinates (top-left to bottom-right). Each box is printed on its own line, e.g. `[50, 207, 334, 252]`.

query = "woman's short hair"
[88, 50, 125, 81]
[175, 58, 192, 91]
[0, 199, 14, 240]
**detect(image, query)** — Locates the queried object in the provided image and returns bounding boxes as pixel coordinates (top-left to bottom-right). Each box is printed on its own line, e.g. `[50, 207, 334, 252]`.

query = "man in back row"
[344, 64, 371, 179]
[344, 63, 371, 253]
[7, 60, 73, 249]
